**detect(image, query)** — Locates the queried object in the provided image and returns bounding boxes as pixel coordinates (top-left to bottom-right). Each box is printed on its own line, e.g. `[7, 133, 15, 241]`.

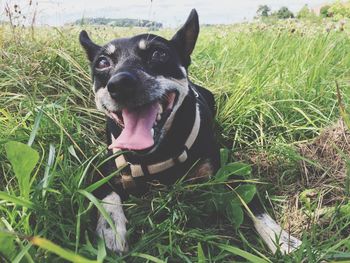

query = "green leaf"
[197, 242, 206, 263]
[30, 236, 98, 263]
[216, 162, 252, 181]
[97, 237, 106, 263]
[68, 145, 81, 163]
[206, 186, 231, 211]
[5, 141, 39, 199]
[217, 243, 270, 263]
[0, 230, 16, 261]
[226, 203, 243, 229]
[299, 189, 316, 211]
[233, 184, 256, 204]
[339, 203, 350, 215]
[131, 253, 165, 263]
[220, 148, 229, 167]
[41, 144, 56, 198]
[12, 243, 33, 263]
[83, 165, 125, 193]
[0, 191, 34, 208]
[27, 108, 43, 147]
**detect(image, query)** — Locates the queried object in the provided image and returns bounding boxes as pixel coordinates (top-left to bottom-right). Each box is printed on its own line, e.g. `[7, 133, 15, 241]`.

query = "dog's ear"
[79, 30, 101, 62]
[171, 9, 199, 68]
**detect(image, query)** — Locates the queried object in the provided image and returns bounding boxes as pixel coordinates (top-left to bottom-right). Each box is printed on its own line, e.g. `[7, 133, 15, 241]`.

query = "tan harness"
[110, 104, 201, 190]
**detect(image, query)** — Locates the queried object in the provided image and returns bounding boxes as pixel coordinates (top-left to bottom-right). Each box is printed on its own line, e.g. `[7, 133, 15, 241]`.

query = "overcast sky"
[0, 0, 330, 27]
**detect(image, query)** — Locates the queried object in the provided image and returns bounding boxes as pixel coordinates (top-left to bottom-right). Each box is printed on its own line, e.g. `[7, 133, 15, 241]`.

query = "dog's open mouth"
[107, 91, 177, 151]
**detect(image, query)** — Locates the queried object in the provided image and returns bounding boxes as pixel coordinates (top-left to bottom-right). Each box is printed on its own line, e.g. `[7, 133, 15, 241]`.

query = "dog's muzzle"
[110, 103, 200, 190]
[107, 72, 138, 101]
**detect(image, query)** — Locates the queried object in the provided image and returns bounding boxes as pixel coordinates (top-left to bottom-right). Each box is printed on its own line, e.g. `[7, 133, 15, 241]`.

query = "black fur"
[80, 9, 302, 255]
[95, 84, 220, 200]
[80, 9, 220, 202]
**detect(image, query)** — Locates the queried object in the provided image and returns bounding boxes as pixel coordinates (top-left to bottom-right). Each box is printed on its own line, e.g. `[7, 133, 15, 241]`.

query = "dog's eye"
[96, 57, 111, 70]
[151, 50, 168, 63]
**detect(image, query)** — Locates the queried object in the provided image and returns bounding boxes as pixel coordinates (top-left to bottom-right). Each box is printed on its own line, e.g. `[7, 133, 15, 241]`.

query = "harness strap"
[110, 103, 200, 189]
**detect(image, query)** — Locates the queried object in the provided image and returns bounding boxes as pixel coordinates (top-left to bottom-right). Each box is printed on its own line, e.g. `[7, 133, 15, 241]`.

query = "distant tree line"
[256, 5, 294, 19]
[256, 1, 350, 21]
[73, 17, 163, 29]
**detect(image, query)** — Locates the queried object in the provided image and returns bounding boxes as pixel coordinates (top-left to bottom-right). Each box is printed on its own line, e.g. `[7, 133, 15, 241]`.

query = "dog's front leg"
[96, 192, 128, 254]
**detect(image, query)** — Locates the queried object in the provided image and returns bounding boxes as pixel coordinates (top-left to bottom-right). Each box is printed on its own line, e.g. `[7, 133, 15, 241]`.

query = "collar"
[110, 101, 201, 190]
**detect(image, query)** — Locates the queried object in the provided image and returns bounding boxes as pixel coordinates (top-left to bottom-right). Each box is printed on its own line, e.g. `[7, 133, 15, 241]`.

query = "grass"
[0, 18, 350, 262]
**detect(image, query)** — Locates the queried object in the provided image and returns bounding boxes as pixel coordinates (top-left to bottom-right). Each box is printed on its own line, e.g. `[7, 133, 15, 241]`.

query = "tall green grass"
[0, 20, 350, 262]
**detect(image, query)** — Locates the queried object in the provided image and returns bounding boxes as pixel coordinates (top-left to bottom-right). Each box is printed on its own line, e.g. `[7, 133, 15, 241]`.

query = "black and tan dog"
[80, 9, 301, 254]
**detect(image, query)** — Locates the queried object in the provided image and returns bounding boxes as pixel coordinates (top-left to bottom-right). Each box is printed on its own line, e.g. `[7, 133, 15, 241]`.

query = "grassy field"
[1, 19, 350, 262]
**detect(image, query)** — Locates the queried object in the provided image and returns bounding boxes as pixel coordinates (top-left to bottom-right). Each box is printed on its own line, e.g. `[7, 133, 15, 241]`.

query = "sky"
[0, 0, 330, 27]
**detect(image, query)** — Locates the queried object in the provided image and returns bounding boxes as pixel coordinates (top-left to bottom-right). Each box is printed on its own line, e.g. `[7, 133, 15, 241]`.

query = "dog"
[80, 9, 301, 254]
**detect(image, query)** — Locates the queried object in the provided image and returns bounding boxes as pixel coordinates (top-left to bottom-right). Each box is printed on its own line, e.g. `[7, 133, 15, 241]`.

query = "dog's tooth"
[156, 113, 161, 121]
[158, 103, 163, 114]
[151, 128, 154, 137]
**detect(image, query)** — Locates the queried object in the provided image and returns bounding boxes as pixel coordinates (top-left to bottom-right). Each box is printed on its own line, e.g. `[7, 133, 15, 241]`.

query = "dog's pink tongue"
[109, 103, 158, 150]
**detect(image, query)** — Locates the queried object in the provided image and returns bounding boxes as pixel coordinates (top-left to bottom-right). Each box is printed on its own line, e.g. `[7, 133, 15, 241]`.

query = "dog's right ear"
[171, 9, 199, 68]
[79, 30, 101, 62]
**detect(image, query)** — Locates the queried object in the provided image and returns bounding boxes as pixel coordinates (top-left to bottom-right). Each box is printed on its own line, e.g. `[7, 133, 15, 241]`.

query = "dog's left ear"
[79, 30, 101, 62]
[171, 9, 199, 68]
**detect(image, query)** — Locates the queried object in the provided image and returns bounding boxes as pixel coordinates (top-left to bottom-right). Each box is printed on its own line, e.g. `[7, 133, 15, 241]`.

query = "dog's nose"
[107, 72, 137, 100]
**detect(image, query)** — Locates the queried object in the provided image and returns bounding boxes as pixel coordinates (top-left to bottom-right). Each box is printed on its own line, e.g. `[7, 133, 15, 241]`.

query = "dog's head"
[80, 9, 199, 152]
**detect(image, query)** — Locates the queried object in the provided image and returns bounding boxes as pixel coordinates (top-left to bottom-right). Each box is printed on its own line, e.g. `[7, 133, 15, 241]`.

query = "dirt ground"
[236, 119, 350, 236]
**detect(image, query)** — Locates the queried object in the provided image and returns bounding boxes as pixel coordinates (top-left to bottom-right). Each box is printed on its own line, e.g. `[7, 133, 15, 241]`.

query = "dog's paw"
[96, 192, 128, 254]
[96, 220, 128, 254]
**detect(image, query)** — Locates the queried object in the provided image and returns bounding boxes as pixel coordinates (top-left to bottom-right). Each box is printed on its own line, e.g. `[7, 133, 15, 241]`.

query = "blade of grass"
[0, 191, 34, 208]
[131, 252, 166, 263]
[27, 107, 43, 147]
[216, 243, 270, 263]
[30, 236, 98, 263]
